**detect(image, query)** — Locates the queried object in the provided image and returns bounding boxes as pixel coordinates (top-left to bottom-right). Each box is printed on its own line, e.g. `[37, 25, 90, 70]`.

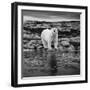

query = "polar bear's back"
[41, 29, 52, 40]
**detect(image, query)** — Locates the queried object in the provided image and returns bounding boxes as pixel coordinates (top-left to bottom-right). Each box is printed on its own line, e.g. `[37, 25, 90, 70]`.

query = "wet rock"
[58, 44, 75, 52]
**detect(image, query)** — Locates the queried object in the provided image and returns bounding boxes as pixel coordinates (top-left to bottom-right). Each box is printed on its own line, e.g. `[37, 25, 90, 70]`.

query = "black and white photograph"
[22, 10, 80, 77]
[11, 2, 88, 87]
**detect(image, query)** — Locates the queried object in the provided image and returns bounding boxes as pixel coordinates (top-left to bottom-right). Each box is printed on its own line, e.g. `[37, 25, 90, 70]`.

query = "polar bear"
[41, 28, 58, 50]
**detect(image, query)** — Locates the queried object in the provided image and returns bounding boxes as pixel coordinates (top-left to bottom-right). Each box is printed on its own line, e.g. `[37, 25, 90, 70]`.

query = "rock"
[38, 40, 42, 44]
[27, 40, 36, 46]
[58, 45, 64, 51]
[30, 45, 35, 49]
[61, 40, 70, 47]
[67, 45, 75, 51]
[70, 37, 80, 42]
[34, 34, 40, 39]
[23, 34, 31, 38]
[23, 49, 30, 52]
[60, 38, 70, 42]
[30, 33, 34, 38]
[58, 44, 75, 52]
[37, 45, 43, 49]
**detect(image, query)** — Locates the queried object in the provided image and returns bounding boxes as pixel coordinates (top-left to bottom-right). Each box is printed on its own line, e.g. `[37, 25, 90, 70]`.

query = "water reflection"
[47, 51, 57, 76]
[22, 49, 80, 77]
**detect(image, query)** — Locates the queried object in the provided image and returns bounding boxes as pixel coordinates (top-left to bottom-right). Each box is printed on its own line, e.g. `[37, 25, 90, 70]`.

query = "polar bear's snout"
[41, 28, 58, 50]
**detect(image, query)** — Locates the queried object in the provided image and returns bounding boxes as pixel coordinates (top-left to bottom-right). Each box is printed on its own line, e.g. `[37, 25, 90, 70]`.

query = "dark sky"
[22, 10, 80, 22]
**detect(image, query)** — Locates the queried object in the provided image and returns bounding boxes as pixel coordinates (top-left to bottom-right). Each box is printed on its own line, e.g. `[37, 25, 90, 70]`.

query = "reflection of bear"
[41, 28, 58, 50]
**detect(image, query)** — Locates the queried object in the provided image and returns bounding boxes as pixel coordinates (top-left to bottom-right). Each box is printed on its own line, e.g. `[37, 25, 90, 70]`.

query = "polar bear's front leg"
[54, 32, 58, 49]
[54, 36, 58, 49]
[54, 41, 58, 49]
[48, 40, 52, 50]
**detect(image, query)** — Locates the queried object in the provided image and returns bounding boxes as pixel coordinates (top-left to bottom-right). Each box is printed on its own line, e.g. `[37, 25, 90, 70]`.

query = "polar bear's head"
[51, 28, 58, 36]
[50, 28, 58, 42]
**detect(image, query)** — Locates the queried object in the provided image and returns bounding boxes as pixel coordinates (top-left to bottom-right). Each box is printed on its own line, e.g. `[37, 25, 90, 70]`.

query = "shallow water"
[22, 49, 80, 78]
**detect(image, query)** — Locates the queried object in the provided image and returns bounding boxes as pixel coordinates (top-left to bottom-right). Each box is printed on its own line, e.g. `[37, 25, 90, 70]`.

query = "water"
[22, 49, 80, 78]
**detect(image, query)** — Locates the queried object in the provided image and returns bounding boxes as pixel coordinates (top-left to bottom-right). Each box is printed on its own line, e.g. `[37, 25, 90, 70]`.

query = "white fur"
[41, 28, 58, 50]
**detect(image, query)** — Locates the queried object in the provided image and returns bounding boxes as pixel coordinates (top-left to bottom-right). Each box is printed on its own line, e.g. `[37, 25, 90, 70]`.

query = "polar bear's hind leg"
[41, 38, 48, 49]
